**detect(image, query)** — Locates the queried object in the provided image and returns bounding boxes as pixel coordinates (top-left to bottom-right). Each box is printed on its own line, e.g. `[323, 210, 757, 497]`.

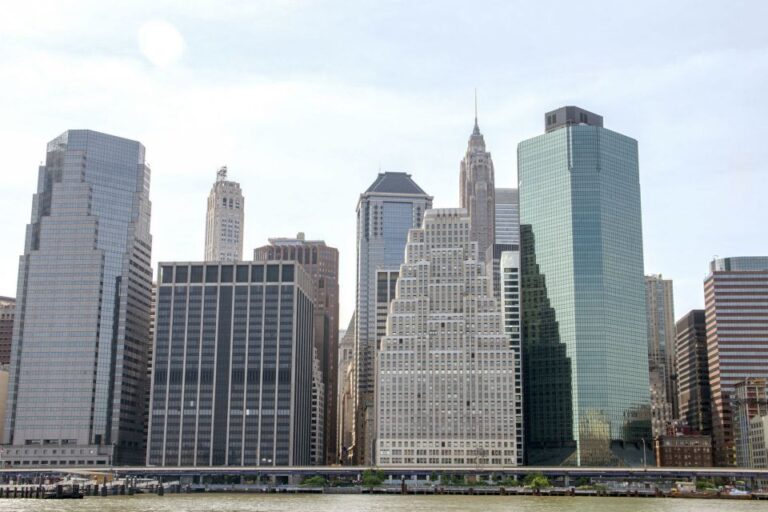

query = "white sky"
[1, 0, 767, 325]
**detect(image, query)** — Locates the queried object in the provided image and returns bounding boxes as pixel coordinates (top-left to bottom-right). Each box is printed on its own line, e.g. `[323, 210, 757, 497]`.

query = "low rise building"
[655, 435, 713, 467]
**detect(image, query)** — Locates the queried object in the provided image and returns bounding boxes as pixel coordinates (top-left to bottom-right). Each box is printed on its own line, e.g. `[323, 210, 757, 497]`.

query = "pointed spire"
[472, 89, 482, 136]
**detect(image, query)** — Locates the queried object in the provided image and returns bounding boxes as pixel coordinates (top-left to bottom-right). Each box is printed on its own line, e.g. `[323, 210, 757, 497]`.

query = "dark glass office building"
[4, 130, 152, 466]
[519, 107, 651, 466]
[147, 261, 314, 466]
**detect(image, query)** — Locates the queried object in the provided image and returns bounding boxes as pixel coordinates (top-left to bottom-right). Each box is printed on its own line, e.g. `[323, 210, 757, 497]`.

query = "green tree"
[361, 470, 385, 487]
[523, 472, 550, 489]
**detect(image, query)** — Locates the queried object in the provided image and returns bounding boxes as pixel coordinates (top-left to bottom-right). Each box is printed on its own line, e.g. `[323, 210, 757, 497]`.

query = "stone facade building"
[376, 208, 518, 467]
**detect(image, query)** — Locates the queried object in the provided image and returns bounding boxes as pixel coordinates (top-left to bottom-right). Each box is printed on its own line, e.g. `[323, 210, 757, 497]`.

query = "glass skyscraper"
[353, 172, 432, 464]
[4, 130, 152, 466]
[518, 107, 651, 466]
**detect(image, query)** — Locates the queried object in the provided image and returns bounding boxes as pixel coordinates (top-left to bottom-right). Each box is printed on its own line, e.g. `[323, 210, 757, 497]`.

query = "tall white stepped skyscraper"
[376, 208, 519, 467]
[205, 166, 244, 262]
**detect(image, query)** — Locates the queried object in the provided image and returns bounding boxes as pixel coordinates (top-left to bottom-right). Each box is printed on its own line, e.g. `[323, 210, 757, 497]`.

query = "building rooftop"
[710, 256, 768, 273]
[545, 106, 604, 133]
[365, 172, 428, 195]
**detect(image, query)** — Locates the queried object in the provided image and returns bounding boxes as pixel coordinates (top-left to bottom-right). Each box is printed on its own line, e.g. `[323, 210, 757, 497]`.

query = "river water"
[0, 494, 763, 511]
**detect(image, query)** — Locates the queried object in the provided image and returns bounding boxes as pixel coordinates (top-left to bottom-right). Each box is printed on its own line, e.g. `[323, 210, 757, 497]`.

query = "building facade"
[749, 415, 768, 468]
[520, 224, 574, 465]
[494, 188, 520, 246]
[518, 106, 651, 466]
[205, 166, 244, 262]
[337, 316, 355, 464]
[500, 251, 524, 465]
[645, 274, 676, 437]
[4, 130, 152, 466]
[733, 378, 768, 467]
[487, 188, 520, 301]
[376, 209, 518, 467]
[0, 297, 14, 365]
[147, 261, 313, 466]
[704, 257, 768, 466]
[460, 118, 495, 260]
[675, 310, 712, 435]
[654, 434, 713, 468]
[354, 172, 432, 464]
[254, 234, 339, 464]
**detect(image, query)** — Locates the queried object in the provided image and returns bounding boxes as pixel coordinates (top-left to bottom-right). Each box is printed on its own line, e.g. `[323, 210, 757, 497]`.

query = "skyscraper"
[460, 115, 495, 260]
[376, 209, 518, 467]
[500, 251, 524, 465]
[675, 310, 712, 435]
[147, 261, 314, 466]
[205, 166, 244, 262]
[4, 130, 152, 466]
[487, 188, 520, 300]
[495, 188, 520, 246]
[645, 274, 676, 436]
[518, 106, 651, 466]
[354, 172, 432, 464]
[254, 234, 339, 465]
[704, 256, 768, 465]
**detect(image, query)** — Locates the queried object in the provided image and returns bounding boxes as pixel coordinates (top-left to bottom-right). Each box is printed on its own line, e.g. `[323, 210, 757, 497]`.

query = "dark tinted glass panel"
[251, 265, 264, 282]
[205, 265, 219, 283]
[161, 265, 174, 284]
[282, 264, 294, 282]
[175, 265, 188, 283]
[221, 265, 234, 282]
[236, 265, 249, 282]
[190, 265, 203, 283]
[267, 265, 280, 282]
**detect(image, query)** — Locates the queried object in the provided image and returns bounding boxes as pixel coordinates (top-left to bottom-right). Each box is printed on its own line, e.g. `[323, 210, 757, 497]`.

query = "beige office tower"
[376, 208, 518, 466]
[337, 315, 356, 463]
[205, 166, 244, 262]
[645, 274, 676, 437]
[460, 115, 496, 260]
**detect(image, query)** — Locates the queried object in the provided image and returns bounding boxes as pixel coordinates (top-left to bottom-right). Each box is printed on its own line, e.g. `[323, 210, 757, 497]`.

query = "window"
[205, 265, 219, 283]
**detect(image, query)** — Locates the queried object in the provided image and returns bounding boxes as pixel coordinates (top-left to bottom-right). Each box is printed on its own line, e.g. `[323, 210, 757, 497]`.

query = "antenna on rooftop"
[217, 165, 228, 181]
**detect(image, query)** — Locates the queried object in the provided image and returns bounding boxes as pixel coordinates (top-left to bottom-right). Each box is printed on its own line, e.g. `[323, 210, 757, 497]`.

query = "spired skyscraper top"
[205, 166, 244, 262]
[518, 107, 651, 466]
[460, 109, 496, 259]
[4, 130, 153, 466]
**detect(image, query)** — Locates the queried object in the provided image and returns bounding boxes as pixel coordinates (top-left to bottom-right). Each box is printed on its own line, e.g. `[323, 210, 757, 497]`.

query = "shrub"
[302, 475, 327, 486]
[523, 473, 551, 489]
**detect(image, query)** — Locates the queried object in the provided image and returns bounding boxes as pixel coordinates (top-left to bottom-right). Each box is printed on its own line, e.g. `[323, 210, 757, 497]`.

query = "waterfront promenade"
[1, 465, 767, 482]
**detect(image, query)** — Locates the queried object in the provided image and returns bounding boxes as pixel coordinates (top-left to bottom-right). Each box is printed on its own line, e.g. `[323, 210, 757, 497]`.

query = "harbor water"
[0, 494, 765, 511]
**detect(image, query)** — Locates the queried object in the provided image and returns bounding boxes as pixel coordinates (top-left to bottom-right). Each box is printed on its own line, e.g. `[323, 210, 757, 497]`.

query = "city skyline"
[2, 2, 768, 329]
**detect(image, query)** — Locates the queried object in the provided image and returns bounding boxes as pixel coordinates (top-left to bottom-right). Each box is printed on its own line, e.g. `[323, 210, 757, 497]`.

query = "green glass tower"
[518, 107, 651, 466]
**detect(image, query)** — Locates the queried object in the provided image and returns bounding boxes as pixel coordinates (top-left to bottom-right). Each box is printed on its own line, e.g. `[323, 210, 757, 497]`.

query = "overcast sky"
[2, 0, 767, 325]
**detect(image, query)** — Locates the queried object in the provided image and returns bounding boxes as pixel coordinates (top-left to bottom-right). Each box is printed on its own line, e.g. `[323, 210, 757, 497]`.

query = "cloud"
[138, 20, 185, 68]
